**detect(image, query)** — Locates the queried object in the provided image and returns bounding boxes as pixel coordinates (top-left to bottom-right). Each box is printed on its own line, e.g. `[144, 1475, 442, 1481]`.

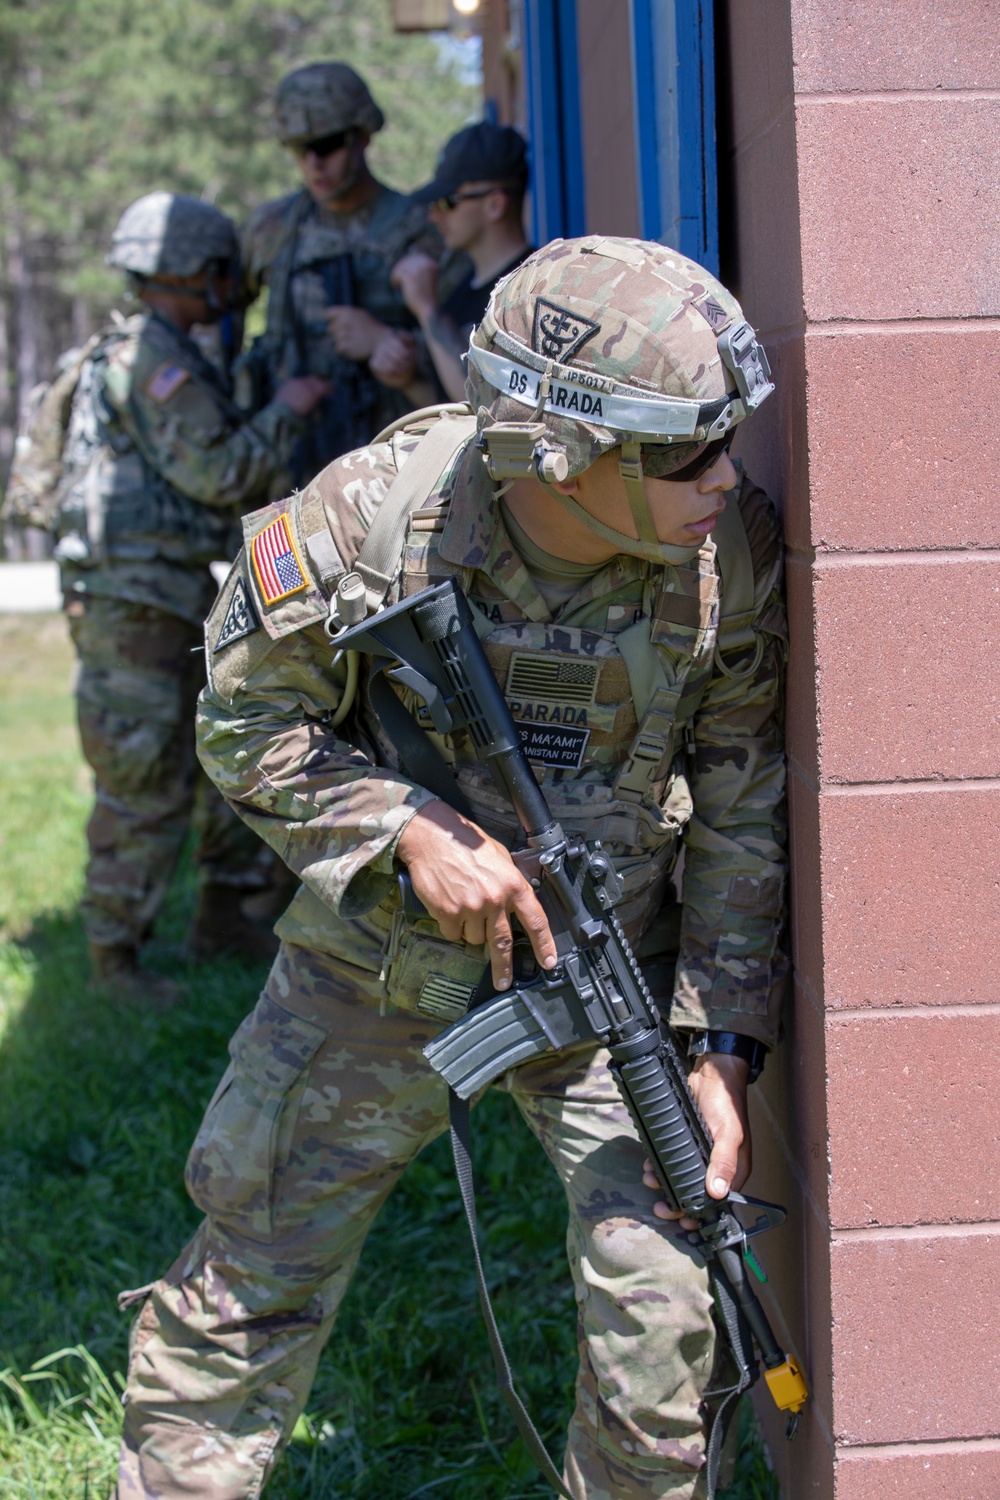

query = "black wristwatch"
[687, 1030, 767, 1084]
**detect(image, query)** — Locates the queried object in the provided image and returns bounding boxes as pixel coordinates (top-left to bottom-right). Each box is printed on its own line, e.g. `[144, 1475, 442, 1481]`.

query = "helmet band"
[467, 343, 740, 443]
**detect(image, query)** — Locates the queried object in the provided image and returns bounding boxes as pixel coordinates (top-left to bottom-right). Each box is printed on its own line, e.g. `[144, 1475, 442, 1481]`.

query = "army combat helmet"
[466, 235, 773, 565]
[274, 61, 385, 145]
[108, 192, 239, 311]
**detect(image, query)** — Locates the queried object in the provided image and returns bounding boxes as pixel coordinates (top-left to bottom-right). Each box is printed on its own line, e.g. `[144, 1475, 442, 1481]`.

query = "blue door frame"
[521, 0, 718, 273]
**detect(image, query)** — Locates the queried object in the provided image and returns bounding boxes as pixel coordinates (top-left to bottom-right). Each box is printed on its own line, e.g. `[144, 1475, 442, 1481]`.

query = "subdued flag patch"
[145, 362, 190, 402]
[213, 575, 261, 652]
[251, 514, 308, 606]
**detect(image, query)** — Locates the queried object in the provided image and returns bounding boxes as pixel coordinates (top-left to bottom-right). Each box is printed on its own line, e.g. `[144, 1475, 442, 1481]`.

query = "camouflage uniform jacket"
[58, 310, 304, 626]
[199, 420, 789, 1047]
[239, 184, 446, 432]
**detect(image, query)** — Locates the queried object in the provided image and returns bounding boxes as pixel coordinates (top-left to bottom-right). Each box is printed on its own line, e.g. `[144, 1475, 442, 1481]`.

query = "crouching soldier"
[58, 192, 328, 1004]
[115, 236, 788, 1494]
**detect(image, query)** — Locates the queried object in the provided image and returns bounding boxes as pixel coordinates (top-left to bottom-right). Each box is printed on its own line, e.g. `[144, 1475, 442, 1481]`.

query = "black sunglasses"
[293, 130, 351, 159]
[642, 434, 733, 484]
[432, 185, 508, 212]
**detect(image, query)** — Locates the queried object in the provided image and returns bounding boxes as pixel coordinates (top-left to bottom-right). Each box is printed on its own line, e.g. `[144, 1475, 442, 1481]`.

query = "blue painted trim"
[522, 0, 585, 245]
[675, 0, 718, 271]
[630, 0, 663, 242]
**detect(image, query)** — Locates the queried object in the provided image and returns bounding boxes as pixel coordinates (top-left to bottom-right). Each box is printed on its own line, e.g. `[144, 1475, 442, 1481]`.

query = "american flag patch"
[145, 362, 190, 402]
[250, 514, 309, 605]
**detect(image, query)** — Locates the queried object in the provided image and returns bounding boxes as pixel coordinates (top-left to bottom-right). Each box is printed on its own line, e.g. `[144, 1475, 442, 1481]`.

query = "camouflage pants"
[116, 940, 723, 1499]
[66, 595, 270, 948]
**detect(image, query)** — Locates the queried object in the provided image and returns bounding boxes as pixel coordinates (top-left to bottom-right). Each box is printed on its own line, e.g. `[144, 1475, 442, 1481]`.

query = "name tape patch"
[251, 514, 308, 606]
[516, 717, 591, 770]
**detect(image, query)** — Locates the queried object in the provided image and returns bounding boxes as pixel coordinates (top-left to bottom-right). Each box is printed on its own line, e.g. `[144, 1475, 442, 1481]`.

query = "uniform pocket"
[715, 874, 785, 1014]
[184, 996, 326, 1241]
[385, 921, 487, 1024]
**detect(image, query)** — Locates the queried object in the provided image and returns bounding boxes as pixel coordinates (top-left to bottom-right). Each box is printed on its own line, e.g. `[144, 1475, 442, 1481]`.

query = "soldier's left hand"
[391, 250, 439, 321]
[642, 1053, 752, 1229]
[369, 329, 418, 388]
[325, 306, 386, 360]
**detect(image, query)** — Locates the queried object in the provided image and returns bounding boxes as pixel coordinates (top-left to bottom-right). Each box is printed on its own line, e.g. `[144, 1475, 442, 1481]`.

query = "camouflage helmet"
[108, 192, 238, 278]
[466, 236, 773, 563]
[274, 62, 385, 145]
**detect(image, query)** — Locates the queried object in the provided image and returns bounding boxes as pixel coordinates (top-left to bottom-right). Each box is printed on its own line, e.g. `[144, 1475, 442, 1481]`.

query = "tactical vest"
[54, 326, 239, 569]
[358, 426, 761, 950]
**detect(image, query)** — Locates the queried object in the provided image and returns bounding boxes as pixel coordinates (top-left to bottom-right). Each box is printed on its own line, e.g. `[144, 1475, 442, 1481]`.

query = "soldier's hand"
[274, 375, 331, 416]
[391, 250, 439, 321]
[325, 306, 386, 360]
[396, 798, 558, 992]
[642, 1054, 752, 1229]
[369, 330, 418, 389]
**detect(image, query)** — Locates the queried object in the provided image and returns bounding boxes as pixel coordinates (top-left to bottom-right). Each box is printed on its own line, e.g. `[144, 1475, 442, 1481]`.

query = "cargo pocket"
[184, 996, 326, 1241]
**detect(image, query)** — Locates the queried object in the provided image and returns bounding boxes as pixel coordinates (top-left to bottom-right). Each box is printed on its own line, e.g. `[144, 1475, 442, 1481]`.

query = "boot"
[88, 942, 182, 1010]
[184, 884, 280, 963]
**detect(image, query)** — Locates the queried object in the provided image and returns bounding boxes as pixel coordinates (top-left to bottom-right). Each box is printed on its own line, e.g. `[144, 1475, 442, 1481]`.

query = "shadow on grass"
[0, 866, 579, 1498]
[0, 875, 775, 1499]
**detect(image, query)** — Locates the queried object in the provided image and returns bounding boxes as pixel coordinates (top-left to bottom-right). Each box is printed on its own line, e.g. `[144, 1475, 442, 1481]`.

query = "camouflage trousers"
[66, 594, 270, 948]
[115, 939, 725, 1500]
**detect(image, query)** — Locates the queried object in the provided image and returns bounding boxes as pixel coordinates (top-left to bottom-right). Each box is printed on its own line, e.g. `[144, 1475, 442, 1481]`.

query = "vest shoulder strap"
[353, 408, 476, 613]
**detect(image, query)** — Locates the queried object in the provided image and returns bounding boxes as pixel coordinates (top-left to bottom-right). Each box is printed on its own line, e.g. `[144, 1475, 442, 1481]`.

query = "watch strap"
[687, 1030, 767, 1083]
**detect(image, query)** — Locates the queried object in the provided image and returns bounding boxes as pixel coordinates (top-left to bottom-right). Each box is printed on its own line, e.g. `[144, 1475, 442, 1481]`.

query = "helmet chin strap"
[540, 440, 703, 567]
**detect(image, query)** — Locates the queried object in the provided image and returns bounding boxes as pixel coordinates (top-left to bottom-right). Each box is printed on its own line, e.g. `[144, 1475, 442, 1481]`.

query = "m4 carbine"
[334, 575, 807, 1490]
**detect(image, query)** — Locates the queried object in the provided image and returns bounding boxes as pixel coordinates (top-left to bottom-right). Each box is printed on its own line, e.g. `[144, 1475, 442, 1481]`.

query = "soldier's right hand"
[274, 375, 332, 416]
[396, 799, 558, 991]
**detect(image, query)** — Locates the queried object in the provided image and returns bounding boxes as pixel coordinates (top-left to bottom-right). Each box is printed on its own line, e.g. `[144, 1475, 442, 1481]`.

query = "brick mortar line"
[832, 1221, 1000, 1242]
[827, 1002, 1000, 1021]
[804, 316, 1000, 334]
[820, 776, 1000, 795]
[837, 1436, 1000, 1459]
[813, 548, 1000, 567]
[796, 88, 1000, 105]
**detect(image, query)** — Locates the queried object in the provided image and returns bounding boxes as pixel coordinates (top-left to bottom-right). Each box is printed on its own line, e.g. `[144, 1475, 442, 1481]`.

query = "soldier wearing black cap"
[375, 122, 532, 402]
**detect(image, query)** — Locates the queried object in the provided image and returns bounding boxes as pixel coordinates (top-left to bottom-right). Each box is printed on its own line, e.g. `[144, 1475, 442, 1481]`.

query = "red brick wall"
[725, 1, 1000, 1493]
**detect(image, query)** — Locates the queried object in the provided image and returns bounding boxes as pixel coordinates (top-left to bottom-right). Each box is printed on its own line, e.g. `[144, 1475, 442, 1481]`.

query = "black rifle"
[335, 577, 807, 1495]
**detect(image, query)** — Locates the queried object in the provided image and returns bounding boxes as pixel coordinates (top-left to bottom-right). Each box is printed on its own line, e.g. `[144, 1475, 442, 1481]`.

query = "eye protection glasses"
[641, 434, 733, 484]
[432, 186, 507, 212]
[292, 130, 351, 159]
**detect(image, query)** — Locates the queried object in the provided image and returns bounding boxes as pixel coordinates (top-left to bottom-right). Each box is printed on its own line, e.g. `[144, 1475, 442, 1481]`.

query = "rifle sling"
[703, 1263, 759, 1499]
[449, 1090, 575, 1500]
[367, 668, 473, 821]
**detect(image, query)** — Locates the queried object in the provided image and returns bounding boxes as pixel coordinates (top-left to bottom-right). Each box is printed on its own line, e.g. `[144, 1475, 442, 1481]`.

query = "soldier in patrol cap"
[238, 61, 442, 487]
[115, 237, 787, 1495]
[59, 191, 328, 1005]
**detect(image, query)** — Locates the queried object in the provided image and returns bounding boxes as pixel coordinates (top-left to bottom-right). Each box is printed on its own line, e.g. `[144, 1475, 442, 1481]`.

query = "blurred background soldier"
[56, 191, 328, 1005]
[379, 122, 532, 402]
[238, 61, 442, 485]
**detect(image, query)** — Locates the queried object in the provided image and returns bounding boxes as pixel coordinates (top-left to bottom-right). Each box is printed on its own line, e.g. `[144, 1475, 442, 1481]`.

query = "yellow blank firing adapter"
[764, 1355, 809, 1414]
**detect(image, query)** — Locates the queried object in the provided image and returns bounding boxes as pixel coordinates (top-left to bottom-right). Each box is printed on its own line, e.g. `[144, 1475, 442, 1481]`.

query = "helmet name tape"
[531, 298, 601, 362]
[468, 343, 737, 441]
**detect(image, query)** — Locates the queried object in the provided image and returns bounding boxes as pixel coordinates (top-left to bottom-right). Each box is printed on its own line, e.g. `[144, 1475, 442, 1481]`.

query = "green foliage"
[0, 612, 778, 1498]
[0, 0, 478, 312]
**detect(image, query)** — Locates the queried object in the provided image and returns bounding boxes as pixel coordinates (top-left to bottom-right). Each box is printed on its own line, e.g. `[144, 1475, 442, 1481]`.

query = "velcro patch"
[145, 362, 190, 402]
[694, 295, 731, 332]
[251, 514, 309, 606]
[213, 575, 260, 653]
[516, 717, 591, 770]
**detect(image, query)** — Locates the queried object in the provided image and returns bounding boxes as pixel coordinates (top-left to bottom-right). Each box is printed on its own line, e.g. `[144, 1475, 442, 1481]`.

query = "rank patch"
[532, 298, 600, 363]
[213, 575, 261, 653]
[145, 362, 190, 402]
[251, 514, 309, 606]
[695, 295, 730, 332]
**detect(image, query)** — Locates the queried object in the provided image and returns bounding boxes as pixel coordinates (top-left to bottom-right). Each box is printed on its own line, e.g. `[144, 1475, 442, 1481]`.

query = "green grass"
[0, 612, 778, 1499]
